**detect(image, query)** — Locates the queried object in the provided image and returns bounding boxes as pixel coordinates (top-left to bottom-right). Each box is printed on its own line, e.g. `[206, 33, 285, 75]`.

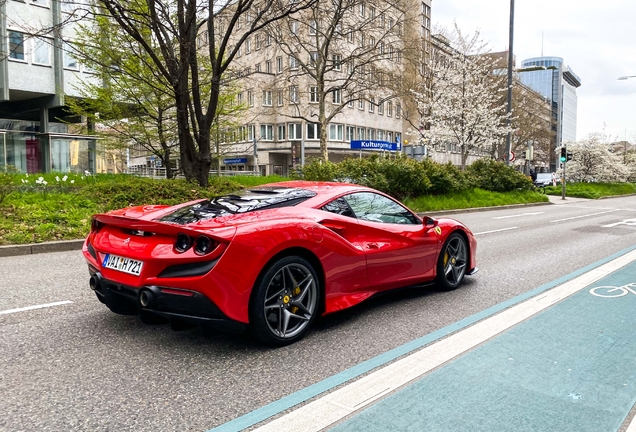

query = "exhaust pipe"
[139, 287, 160, 308]
[89, 273, 103, 291]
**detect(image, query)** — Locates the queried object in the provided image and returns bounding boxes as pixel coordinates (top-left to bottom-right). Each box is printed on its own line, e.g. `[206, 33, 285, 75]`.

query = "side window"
[321, 197, 355, 218]
[343, 192, 419, 225]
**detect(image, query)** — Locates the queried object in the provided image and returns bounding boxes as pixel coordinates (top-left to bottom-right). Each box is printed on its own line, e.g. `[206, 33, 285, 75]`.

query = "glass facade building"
[518, 56, 581, 171]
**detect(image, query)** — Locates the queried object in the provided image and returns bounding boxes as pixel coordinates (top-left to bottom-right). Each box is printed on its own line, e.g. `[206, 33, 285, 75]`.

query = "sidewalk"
[326, 254, 636, 431]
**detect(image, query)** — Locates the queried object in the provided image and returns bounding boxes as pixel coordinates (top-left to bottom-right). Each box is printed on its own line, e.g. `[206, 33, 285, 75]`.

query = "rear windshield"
[157, 187, 317, 224]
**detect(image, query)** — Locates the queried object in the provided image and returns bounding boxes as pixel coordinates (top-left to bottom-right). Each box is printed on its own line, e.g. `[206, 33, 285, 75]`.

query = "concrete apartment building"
[211, 0, 433, 176]
[0, 0, 111, 174]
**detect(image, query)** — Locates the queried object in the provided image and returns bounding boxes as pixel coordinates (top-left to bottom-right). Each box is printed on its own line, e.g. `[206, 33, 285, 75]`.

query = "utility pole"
[505, 0, 515, 165]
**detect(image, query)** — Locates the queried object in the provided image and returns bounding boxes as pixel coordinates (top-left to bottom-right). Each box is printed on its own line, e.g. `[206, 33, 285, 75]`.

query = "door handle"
[366, 242, 379, 250]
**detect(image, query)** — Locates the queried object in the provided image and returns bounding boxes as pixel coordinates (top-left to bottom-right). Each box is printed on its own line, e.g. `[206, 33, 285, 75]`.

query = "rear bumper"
[88, 267, 246, 333]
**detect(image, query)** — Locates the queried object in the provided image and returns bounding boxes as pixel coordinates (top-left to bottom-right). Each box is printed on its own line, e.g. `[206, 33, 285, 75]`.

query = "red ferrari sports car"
[83, 181, 477, 346]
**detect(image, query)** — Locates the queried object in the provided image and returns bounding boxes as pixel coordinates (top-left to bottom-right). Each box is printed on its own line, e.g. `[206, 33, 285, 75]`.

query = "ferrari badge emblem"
[433, 227, 442, 235]
[123, 237, 131, 245]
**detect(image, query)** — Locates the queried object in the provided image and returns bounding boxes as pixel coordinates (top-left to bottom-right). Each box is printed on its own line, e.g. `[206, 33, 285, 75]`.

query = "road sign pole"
[561, 160, 566, 200]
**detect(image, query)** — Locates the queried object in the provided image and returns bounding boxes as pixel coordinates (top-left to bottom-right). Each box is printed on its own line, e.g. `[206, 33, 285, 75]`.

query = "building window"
[277, 124, 285, 141]
[348, 97, 354, 108]
[387, 132, 393, 142]
[329, 124, 344, 141]
[277, 90, 284, 106]
[369, 36, 375, 48]
[32, 0, 51, 7]
[289, 56, 298, 70]
[266, 60, 272, 74]
[276, 56, 283, 73]
[357, 127, 365, 140]
[309, 51, 318, 67]
[306, 123, 320, 140]
[310, 86, 319, 103]
[358, 99, 364, 110]
[288, 123, 302, 140]
[387, 101, 393, 117]
[332, 54, 342, 71]
[63, 41, 79, 70]
[255, 34, 262, 50]
[290, 21, 299, 35]
[332, 88, 341, 104]
[262, 90, 272, 106]
[245, 38, 251, 54]
[309, 20, 317, 35]
[347, 30, 354, 43]
[237, 92, 243, 105]
[33, 37, 51, 65]
[289, 85, 299, 103]
[247, 124, 255, 142]
[255, 63, 261, 72]
[368, 128, 376, 140]
[369, 97, 375, 113]
[8, 31, 26, 61]
[359, 2, 365, 17]
[396, 103, 401, 119]
[378, 101, 384, 115]
[260, 124, 274, 141]
[380, 12, 385, 28]
[248, 90, 254, 107]
[378, 130, 384, 141]
[346, 126, 355, 142]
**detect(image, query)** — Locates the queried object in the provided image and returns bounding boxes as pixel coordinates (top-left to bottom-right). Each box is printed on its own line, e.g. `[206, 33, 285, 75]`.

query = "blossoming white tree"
[410, 24, 512, 169]
[561, 133, 629, 182]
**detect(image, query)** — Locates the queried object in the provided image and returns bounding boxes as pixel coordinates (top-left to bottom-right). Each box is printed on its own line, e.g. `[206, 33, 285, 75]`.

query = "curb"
[0, 239, 85, 258]
[418, 200, 553, 217]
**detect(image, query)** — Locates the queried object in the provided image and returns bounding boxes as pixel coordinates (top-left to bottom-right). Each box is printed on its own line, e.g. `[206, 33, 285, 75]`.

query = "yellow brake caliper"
[443, 252, 449, 268]
[291, 287, 301, 314]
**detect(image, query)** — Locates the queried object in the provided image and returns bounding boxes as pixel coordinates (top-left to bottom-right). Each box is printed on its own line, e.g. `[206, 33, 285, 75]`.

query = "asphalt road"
[1, 195, 636, 432]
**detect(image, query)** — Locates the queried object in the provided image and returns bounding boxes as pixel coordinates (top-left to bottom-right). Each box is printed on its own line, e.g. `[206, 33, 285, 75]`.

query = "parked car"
[83, 181, 478, 346]
[534, 173, 558, 188]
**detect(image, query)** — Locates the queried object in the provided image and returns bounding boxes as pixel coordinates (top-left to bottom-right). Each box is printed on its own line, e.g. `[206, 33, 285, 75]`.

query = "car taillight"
[194, 235, 215, 255]
[174, 233, 192, 253]
[91, 218, 103, 233]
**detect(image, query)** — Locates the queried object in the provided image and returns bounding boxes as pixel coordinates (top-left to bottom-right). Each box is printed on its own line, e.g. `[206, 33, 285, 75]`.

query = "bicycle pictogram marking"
[589, 282, 636, 298]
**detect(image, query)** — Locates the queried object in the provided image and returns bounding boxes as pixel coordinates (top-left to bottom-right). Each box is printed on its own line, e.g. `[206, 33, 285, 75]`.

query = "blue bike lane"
[328, 259, 636, 431]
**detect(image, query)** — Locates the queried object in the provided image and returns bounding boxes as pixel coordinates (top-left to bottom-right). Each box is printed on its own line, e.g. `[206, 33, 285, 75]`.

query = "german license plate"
[103, 254, 143, 276]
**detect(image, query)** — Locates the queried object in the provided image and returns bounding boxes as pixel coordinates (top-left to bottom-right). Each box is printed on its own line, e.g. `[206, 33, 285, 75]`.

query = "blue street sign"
[350, 140, 401, 152]
[223, 157, 248, 165]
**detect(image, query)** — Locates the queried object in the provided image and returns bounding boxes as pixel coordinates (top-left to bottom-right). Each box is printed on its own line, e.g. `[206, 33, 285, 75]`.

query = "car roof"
[255, 180, 371, 200]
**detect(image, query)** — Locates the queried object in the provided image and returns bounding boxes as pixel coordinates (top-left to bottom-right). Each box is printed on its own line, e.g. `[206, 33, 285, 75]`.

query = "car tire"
[436, 232, 468, 291]
[250, 255, 320, 347]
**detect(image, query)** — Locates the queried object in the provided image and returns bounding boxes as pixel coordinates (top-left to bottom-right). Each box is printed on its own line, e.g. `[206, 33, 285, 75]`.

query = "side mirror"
[422, 216, 438, 229]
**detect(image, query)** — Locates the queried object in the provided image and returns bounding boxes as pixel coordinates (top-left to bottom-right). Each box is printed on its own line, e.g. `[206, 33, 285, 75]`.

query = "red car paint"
[83, 181, 477, 325]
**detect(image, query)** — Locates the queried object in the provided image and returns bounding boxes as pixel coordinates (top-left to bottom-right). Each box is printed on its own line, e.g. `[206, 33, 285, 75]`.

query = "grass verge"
[545, 182, 636, 199]
[404, 188, 549, 213]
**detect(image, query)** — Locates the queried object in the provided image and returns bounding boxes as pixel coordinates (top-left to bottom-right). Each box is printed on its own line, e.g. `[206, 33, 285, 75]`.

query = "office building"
[0, 0, 113, 174]
[518, 56, 581, 171]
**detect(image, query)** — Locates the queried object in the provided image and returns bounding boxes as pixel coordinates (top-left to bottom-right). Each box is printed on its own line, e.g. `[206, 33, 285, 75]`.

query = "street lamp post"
[505, 0, 515, 165]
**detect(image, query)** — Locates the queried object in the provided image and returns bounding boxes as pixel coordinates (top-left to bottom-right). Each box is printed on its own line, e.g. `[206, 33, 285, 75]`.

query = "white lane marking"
[473, 227, 518, 235]
[626, 413, 636, 432]
[252, 249, 636, 432]
[0, 301, 74, 316]
[493, 212, 544, 220]
[603, 218, 636, 228]
[550, 209, 621, 223]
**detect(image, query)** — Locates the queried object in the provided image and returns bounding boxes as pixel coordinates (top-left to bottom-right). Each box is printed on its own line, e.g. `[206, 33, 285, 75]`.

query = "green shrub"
[466, 159, 533, 192]
[421, 160, 473, 195]
[0, 167, 19, 206]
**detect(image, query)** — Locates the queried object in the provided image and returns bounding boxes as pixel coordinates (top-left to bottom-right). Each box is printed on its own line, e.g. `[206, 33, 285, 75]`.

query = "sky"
[432, 0, 636, 143]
